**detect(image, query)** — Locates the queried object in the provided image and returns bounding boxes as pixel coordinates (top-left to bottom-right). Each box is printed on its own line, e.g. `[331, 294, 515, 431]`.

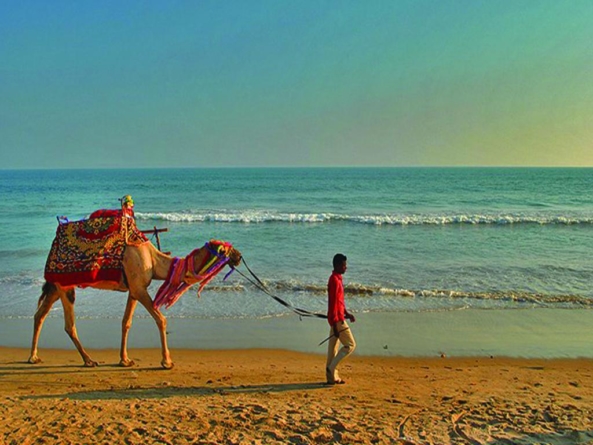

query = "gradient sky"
[1, 1, 592, 169]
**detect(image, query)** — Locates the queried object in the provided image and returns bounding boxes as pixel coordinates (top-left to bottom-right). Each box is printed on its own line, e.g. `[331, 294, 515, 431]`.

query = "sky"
[1, 1, 592, 169]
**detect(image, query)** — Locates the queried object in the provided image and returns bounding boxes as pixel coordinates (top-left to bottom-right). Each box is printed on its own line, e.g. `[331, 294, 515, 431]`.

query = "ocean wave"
[0, 275, 44, 287]
[135, 211, 593, 226]
[0, 248, 49, 259]
[2, 271, 591, 309]
[208, 279, 593, 308]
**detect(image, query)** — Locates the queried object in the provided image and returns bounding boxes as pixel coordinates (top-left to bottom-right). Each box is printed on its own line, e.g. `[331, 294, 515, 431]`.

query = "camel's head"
[227, 247, 242, 268]
[206, 240, 242, 269]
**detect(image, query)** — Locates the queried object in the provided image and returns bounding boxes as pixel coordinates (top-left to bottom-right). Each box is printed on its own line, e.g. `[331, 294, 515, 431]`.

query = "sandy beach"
[1, 347, 592, 445]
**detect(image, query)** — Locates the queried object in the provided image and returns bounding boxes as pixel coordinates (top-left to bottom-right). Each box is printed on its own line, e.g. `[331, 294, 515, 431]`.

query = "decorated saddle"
[44, 198, 149, 287]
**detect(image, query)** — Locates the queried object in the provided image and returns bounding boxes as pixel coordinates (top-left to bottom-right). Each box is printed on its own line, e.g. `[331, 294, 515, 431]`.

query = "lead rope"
[237, 256, 328, 320]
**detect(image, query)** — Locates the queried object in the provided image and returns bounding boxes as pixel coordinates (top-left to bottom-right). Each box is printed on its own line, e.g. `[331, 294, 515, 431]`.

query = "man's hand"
[346, 313, 356, 323]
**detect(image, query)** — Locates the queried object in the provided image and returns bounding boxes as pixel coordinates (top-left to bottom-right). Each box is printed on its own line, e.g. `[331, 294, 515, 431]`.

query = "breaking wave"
[3, 274, 591, 308]
[2, 274, 592, 320]
[206, 279, 593, 309]
[135, 211, 593, 226]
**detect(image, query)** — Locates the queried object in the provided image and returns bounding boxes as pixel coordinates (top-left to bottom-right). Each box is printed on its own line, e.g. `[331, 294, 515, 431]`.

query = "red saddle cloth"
[44, 209, 148, 287]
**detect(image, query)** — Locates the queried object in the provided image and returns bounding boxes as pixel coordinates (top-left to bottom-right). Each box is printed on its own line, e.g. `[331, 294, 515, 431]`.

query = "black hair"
[333, 253, 347, 269]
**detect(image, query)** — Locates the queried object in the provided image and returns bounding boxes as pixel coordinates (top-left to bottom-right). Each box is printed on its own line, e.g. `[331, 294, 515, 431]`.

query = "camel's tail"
[38, 282, 57, 308]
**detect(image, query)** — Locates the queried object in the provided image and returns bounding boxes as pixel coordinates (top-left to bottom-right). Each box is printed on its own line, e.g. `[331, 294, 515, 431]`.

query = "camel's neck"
[152, 246, 220, 280]
[150, 244, 209, 281]
[151, 245, 175, 281]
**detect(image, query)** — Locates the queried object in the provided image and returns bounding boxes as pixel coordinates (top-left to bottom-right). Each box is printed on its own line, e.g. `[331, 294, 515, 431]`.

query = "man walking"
[326, 253, 356, 385]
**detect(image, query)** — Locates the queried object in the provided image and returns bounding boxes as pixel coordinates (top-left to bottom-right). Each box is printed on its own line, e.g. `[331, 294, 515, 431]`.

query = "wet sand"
[2, 308, 593, 358]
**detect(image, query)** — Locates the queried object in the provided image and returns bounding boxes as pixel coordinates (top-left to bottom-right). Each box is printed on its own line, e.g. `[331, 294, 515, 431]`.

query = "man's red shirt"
[327, 271, 345, 325]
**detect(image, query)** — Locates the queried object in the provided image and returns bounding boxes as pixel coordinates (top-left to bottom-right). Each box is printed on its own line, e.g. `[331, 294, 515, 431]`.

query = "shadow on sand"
[2, 361, 330, 400]
[0, 361, 165, 377]
[22, 382, 329, 401]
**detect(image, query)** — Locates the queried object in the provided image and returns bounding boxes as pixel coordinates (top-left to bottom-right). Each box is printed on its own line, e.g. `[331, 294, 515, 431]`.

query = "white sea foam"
[2, 271, 592, 322]
[3, 272, 591, 309]
[135, 211, 593, 226]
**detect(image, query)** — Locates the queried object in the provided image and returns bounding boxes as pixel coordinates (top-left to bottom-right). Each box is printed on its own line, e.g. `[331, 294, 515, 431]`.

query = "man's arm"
[327, 275, 338, 324]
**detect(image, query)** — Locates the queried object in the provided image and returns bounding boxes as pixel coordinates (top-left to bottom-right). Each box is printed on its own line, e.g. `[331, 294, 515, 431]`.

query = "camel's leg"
[133, 289, 173, 369]
[29, 284, 60, 364]
[119, 294, 138, 367]
[60, 289, 98, 367]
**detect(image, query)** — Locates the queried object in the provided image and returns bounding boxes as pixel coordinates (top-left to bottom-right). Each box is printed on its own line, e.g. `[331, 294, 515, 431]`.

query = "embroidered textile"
[153, 240, 234, 310]
[44, 210, 149, 287]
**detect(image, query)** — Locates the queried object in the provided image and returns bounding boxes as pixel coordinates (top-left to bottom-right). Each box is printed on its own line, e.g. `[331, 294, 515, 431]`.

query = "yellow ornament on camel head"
[120, 195, 134, 209]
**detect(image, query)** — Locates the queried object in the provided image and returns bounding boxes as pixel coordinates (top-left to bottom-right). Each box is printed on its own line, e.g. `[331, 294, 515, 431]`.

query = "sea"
[1, 167, 592, 356]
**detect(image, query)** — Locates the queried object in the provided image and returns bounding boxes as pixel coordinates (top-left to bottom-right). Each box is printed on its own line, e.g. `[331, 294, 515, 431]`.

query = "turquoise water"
[1, 167, 592, 322]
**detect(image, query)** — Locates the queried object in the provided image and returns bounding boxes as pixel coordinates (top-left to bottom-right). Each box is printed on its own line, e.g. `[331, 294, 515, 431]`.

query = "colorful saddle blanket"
[44, 209, 149, 287]
[153, 240, 235, 310]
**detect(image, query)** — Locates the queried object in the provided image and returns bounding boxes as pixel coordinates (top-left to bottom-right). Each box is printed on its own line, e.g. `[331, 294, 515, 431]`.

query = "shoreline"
[3, 308, 592, 359]
[1, 347, 592, 444]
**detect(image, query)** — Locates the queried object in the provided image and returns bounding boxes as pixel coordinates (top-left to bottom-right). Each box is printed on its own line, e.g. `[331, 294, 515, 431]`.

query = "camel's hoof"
[28, 356, 42, 364]
[119, 359, 135, 367]
[161, 360, 174, 370]
[83, 360, 99, 368]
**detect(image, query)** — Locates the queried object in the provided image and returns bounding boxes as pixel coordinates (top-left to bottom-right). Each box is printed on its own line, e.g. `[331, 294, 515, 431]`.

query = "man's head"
[333, 253, 347, 274]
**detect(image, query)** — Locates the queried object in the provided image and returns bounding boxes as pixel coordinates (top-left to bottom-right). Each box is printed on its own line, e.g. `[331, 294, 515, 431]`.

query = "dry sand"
[1, 347, 592, 445]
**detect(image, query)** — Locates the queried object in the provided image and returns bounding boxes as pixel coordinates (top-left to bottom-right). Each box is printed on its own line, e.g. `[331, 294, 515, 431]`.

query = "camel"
[28, 240, 241, 369]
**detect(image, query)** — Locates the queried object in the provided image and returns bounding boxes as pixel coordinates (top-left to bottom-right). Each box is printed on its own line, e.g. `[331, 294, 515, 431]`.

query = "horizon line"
[2, 165, 593, 172]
